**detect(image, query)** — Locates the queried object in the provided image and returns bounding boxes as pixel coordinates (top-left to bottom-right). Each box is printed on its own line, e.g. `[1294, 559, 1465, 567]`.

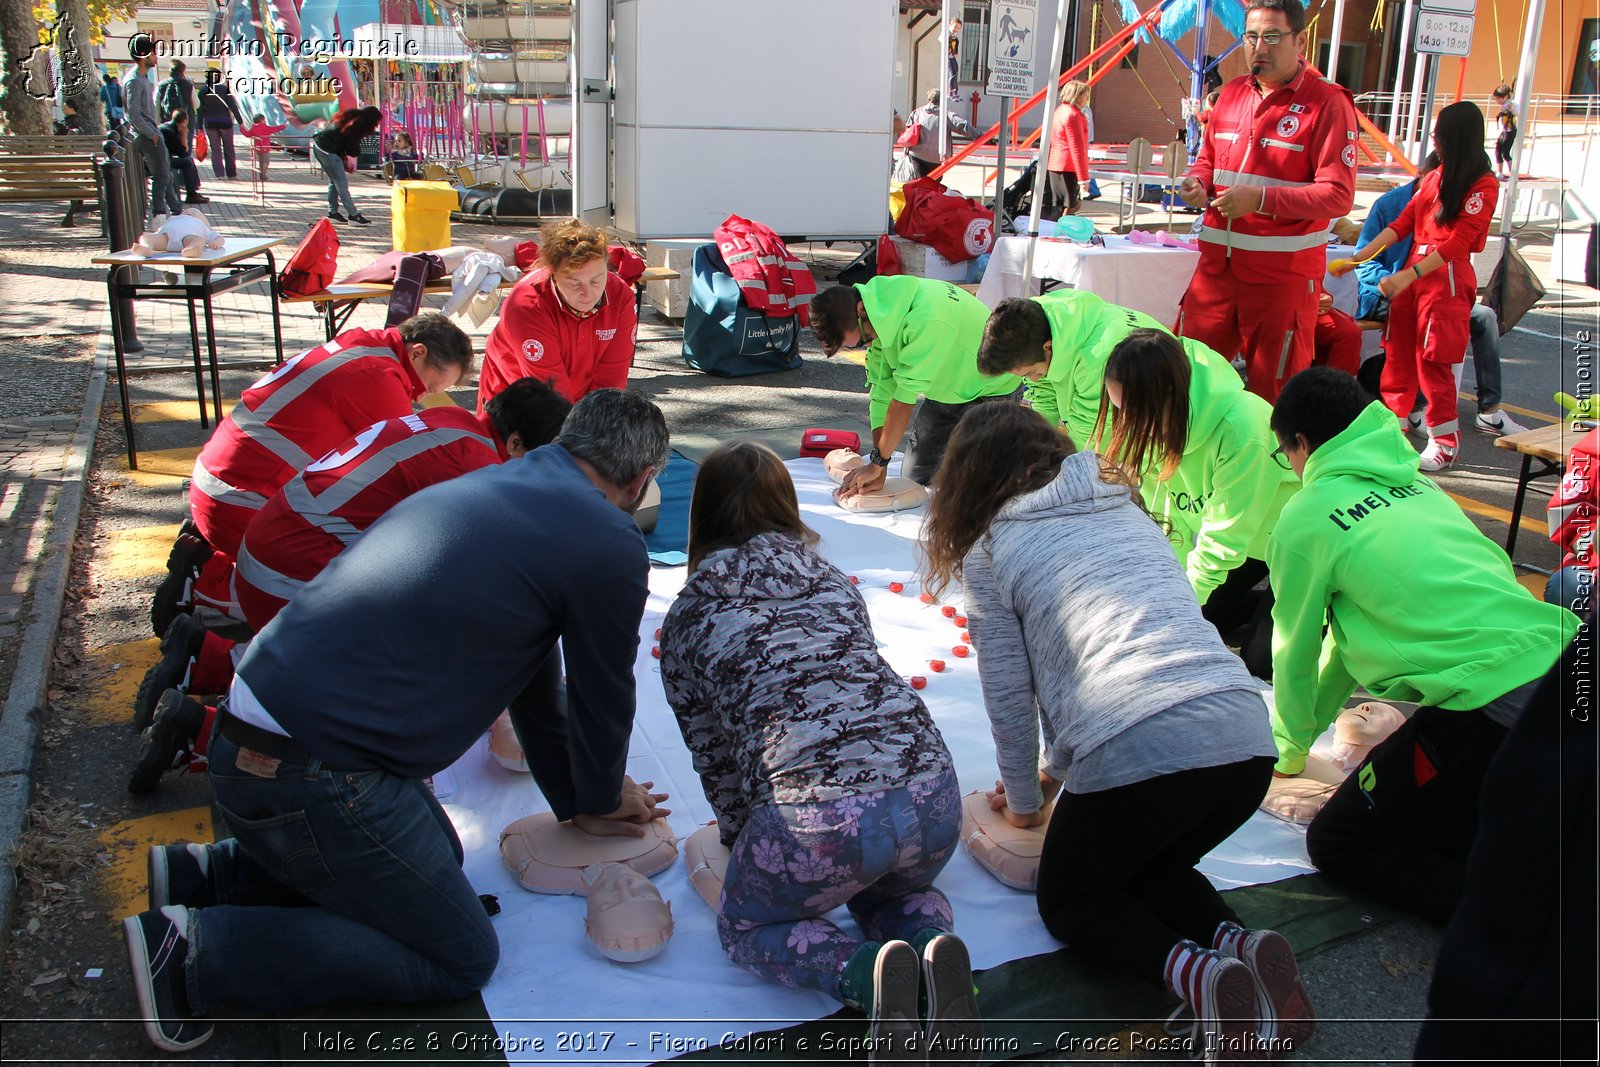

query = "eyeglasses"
[1242, 31, 1289, 46]
[1271, 444, 1293, 470]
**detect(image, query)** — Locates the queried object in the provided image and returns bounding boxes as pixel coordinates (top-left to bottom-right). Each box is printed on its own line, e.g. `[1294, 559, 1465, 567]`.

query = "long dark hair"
[1095, 329, 1191, 481]
[686, 440, 818, 572]
[333, 106, 382, 139]
[1431, 101, 1492, 225]
[921, 403, 1146, 595]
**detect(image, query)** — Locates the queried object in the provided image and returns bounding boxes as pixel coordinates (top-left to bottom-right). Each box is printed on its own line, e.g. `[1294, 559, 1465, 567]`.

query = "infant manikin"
[131, 208, 225, 258]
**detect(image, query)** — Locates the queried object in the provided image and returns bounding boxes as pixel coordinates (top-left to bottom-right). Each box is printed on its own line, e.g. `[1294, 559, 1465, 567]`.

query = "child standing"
[1491, 84, 1516, 179]
[389, 131, 421, 180]
[1334, 101, 1499, 471]
[239, 114, 285, 187]
[660, 441, 977, 1051]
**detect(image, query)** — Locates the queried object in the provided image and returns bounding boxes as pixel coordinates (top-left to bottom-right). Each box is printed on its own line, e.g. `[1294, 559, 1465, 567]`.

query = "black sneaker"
[350, 213, 372, 225]
[151, 520, 212, 637]
[129, 690, 207, 794]
[122, 905, 213, 1052]
[326, 210, 348, 222]
[134, 614, 204, 732]
[149, 843, 213, 911]
[922, 934, 982, 1064]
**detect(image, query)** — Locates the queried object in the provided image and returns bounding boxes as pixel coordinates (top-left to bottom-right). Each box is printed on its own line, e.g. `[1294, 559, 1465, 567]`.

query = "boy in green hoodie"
[809, 279, 1019, 496]
[975, 290, 1168, 450]
[1268, 368, 1579, 924]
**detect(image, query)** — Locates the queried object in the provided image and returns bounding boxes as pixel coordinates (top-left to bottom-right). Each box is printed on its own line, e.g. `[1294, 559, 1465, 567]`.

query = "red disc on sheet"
[910, 676, 927, 690]
[929, 659, 946, 672]
[953, 615, 968, 627]
[941, 605, 957, 617]
[889, 582, 905, 593]
[650, 646, 661, 659]
[654, 628, 662, 640]
[952, 645, 969, 658]
[960, 631, 971, 644]
[919, 593, 936, 604]
[848, 575, 859, 584]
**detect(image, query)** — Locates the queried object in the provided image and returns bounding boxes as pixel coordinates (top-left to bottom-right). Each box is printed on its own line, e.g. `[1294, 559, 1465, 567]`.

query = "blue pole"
[1188, 0, 1211, 163]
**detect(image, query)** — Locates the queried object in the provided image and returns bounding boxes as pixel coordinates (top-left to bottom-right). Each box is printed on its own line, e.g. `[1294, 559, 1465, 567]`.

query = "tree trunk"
[0, 0, 50, 134]
[56, 0, 101, 135]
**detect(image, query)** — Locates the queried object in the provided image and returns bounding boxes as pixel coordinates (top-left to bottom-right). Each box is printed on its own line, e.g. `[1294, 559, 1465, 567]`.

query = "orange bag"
[195, 133, 207, 162]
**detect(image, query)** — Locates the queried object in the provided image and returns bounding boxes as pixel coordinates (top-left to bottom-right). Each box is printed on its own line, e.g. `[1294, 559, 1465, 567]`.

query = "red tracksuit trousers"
[1380, 261, 1474, 445]
[1178, 270, 1317, 402]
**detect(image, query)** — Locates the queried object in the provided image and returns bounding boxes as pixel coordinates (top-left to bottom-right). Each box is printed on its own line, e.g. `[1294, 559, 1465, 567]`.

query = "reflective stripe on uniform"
[277, 425, 496, 542]
[191, 460, 270, 510]
[1259, 138, 1305, 152]
[233, 539, 305, 603]
[230, 345, 404, 472]
[1213, 168, 1314, 189]
[1429, 418, 1461, 437]
[1197, 227, 1330, 253]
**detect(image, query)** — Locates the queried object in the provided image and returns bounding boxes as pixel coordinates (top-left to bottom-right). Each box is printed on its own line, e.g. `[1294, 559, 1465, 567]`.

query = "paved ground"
[0, 156, 1591, 1065]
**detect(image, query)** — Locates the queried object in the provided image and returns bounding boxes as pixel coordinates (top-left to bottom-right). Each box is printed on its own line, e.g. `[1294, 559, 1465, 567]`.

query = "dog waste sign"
[987, 0, 1038, 97]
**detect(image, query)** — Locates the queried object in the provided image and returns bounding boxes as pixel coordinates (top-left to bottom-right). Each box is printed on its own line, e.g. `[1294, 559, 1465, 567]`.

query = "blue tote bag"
[682, 243, 802, 377]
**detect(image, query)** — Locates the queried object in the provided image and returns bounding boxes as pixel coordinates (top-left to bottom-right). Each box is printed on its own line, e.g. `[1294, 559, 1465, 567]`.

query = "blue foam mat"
[643, 451, 698, 565]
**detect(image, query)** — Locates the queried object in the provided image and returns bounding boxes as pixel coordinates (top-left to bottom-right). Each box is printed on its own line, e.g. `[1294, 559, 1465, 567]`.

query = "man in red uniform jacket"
[1175, 0, 1358, 401]
[160, 314, 474, 633]
[234, 378, 571, 631]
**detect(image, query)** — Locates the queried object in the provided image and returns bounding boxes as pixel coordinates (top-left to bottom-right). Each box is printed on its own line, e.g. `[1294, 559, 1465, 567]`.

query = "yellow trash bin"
[391, 180, 456, 252]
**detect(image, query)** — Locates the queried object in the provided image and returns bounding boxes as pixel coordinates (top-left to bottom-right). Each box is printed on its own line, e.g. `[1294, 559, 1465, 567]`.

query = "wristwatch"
[867, 448, 891, 468]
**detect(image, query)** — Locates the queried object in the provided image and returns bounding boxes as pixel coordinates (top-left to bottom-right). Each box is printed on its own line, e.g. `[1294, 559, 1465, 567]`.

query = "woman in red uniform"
[478, 218, 639, 411]
[1335, 101, 1497, 471]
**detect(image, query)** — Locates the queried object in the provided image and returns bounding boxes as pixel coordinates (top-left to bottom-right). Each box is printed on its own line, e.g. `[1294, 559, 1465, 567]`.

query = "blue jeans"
[134, 133, 181, 216]
[1544, 565, 1594, 614]
[311, 142, 358, 216]
[188, 731, 498, 1014]
[1468, 304, 1502, 411]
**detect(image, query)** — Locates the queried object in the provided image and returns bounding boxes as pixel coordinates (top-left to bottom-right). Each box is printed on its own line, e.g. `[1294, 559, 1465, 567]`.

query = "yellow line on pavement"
[1447, 491, 1548, 536]
[418, 390, 460, 408]
[133, 400, 236, 424]
[119, 447, 201, 480]
[84, 639, 160, 728]
[98, 808, 215, 920]
[102, 524, 181, 580]
[1517, 572, 1549, 598]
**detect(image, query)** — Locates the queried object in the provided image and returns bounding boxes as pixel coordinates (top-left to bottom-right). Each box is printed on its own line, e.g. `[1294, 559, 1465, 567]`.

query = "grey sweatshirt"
[123, 68, 159, 140]
[963, 451, 1274, 810]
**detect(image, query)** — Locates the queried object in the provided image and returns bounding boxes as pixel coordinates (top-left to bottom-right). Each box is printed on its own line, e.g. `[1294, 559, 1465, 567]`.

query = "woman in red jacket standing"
[1336, 101, 1498, 471]
[478, 218, 639, 411]
[1047, 80, 1092, 218]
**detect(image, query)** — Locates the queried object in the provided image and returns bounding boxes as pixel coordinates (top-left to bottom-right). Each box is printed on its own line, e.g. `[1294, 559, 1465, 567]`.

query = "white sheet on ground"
[444, 457, 1329, 1061]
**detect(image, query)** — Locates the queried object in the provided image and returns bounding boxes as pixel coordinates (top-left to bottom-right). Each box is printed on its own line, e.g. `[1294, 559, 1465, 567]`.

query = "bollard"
[100, 129, 142, 352]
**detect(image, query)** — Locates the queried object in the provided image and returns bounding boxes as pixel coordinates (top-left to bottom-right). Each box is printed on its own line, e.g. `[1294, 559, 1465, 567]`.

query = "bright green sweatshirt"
[1029, 289, 1167, 448]
[1141, 338, 1301, 605]
[857, 277, 1018, 428]
[1266, 401, 1580, 774]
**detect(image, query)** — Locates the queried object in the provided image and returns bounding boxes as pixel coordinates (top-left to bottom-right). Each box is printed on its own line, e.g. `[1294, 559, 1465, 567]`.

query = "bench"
[0, 152, 103, 228]
[284, 266, 682, 338]
[0, 133, 106, 155]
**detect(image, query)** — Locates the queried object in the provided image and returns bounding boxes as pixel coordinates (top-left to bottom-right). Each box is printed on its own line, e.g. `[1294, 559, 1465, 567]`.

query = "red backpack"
[279, 218, 340, 298]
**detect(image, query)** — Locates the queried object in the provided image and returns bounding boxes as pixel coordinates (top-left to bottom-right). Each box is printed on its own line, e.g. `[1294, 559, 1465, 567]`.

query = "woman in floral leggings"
[661, 441, 977, 1050]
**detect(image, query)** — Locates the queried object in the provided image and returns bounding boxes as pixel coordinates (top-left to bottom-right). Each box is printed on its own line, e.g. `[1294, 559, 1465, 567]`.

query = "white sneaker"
[1475, 410, 1528, 436]
[1419, 440, 1458, 472]
[1406, 411, 1425, 432]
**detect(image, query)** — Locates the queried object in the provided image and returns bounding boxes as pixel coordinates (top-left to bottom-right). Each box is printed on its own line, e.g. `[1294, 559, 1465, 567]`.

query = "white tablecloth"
[975, 234, 1360, 326]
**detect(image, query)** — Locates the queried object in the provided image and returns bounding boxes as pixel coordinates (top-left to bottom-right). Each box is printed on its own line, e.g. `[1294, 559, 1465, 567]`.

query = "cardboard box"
[643, 238, 704, 319]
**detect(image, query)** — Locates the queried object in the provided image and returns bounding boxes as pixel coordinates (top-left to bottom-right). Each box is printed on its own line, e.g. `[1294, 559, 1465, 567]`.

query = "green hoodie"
[857, 277, 1018, 428]
[1030, 289, 1167, 447]
[1266, 401, 1580, 774]
[1141, 338, 1301, 605]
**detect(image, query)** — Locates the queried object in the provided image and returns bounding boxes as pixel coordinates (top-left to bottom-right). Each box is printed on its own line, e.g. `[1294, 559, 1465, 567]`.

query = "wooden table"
[92, 237, 286, 468]
[1493, 420, 1591, 556]
[284, 265, 682, 341]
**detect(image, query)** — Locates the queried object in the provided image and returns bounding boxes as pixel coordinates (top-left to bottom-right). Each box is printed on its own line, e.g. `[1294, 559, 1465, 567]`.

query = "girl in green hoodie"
[1095, 329, 1300, 678]
[1268, 368, 1579, 924]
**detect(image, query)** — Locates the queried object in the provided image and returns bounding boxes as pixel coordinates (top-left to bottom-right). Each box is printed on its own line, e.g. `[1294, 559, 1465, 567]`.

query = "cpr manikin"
[498, 811, 676, 894]
[582, 863, 674, 963]
[960, 791, 1051, 891]
[823, 449, 929, 513]
[131, 208, 225, 258]
[1259, 702, 1406, 824]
